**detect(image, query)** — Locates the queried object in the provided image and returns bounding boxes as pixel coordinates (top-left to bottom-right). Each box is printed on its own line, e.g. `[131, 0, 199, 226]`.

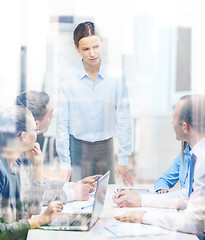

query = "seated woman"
[0, 105, 63, 240]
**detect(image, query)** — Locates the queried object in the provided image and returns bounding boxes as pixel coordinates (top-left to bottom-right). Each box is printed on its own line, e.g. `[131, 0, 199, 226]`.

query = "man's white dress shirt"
[142, 137, 205, 234]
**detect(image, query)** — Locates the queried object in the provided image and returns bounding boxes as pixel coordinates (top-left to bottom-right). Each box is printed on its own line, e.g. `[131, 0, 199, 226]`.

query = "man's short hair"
[16, 91, 50, 121]
[179, 94, 205, 134]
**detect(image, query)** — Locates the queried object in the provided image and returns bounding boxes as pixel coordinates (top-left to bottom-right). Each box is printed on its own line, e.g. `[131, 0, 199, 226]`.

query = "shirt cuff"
[63, 182, 75, 201]
[141, 193, 158, 207]
[142, 211, 157, 225]
[117, 157, 128, 165]
[60, 162, 72, 170]
[154, 183, 169, 192]
[59, 155, 71, 170]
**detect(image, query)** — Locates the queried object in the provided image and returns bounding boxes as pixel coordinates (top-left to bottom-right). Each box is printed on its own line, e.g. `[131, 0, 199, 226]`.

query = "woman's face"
[76, 35, 102, 66]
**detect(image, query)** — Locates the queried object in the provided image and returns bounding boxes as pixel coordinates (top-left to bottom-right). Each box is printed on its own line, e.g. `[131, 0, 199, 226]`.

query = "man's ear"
[75, 44, 80, 53]
[182, 122, 190, 133]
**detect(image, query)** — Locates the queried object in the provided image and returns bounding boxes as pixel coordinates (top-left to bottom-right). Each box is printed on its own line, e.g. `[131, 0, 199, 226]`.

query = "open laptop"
[40, 171, 110, 231]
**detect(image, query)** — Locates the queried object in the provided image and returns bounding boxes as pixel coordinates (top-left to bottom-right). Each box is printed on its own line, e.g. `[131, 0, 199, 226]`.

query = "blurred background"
[1, 0, 205, 184]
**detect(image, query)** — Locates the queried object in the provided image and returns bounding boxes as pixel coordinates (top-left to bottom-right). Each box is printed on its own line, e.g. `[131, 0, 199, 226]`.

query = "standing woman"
[57, 21, 133, 185]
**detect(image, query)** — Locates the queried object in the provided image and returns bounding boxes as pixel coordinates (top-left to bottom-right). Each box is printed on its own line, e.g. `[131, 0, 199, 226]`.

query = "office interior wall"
[0, 0, 21, 106]
[122, 19, 180, 180]
[1, 0, 205, 182]
[136, 114, 180, 181]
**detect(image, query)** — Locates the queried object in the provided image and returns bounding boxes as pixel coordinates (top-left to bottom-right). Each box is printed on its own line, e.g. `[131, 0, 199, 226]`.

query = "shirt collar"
[79, 60, 88, 79]
[191, 137, 205, 159]
[184, 144, 191, 154]
[1, 154, 19, 175]
[98, 60, 105, 79]
[78, 59, 105, 80]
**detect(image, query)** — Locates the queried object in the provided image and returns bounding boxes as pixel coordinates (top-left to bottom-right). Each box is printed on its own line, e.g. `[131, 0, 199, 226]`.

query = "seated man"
[16, 90, 101, 204]
[113, 94, 205, 235]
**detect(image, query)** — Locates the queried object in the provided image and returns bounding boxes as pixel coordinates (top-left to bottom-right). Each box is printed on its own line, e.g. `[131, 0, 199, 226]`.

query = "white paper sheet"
[103, 222, 169, 238]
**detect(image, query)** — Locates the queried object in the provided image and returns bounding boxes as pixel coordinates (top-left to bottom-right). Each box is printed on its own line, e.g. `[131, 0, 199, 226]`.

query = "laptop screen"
[89, 171, 110, 228]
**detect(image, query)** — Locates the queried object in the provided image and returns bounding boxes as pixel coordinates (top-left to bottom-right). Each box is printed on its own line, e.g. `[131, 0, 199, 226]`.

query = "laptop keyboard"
[50, 213, 92, 227]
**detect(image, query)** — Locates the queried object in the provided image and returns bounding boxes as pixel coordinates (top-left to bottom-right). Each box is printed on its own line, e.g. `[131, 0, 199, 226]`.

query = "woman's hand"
[25, 142, 43, 166]
[25, 142, 44, 183]
[76, 174, 102, 193]
[41, 201, 63, 223]
[78, 174, 102, 186]
[72, 182, 93, 200]
[117, 166, 134, 186]
[28, 201, 63, 229]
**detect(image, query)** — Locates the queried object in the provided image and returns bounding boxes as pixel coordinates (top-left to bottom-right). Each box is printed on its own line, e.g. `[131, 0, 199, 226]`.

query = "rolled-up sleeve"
[56, 76, 72, 170]
[116, 73, 132, 165]
[154, 154, 181, 192]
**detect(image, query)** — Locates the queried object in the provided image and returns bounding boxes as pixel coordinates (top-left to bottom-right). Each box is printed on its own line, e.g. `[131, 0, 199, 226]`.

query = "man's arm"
[114, 182, 202, 234]
[154, 153, 182, 192]
[113, 188, 188, 210]
[142, 154, 205, 234]
[141, 188, 188, 209]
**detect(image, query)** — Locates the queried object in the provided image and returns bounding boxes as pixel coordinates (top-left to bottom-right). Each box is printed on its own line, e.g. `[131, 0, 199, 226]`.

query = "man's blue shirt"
[154, 145, 192, 192]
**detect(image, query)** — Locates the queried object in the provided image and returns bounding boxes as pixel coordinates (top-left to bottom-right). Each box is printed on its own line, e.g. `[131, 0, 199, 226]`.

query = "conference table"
[27, 184, 198, 240]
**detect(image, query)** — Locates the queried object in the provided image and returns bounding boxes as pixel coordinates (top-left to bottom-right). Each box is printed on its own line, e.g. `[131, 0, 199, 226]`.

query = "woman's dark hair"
[0, 105, 32, 147]
[73, 21, 96, 47]
[16, 91, 50, 121]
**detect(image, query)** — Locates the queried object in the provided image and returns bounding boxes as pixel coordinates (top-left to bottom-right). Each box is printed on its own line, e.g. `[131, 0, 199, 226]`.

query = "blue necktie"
[188, 154, 196, 197]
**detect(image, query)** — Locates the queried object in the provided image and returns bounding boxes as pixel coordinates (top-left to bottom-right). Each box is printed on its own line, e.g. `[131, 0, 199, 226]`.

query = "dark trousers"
[69, 135, 115, 183]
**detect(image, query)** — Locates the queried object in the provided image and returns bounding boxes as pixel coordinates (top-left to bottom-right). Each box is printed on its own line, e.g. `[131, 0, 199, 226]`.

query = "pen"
[55, 193, 63, 209]
[55, 194, 60, 201]
[115, 182, 123, 201]
[104, 226, 118, 237]
[81, 204, 93, 210]
[89, 176, 100, 185]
